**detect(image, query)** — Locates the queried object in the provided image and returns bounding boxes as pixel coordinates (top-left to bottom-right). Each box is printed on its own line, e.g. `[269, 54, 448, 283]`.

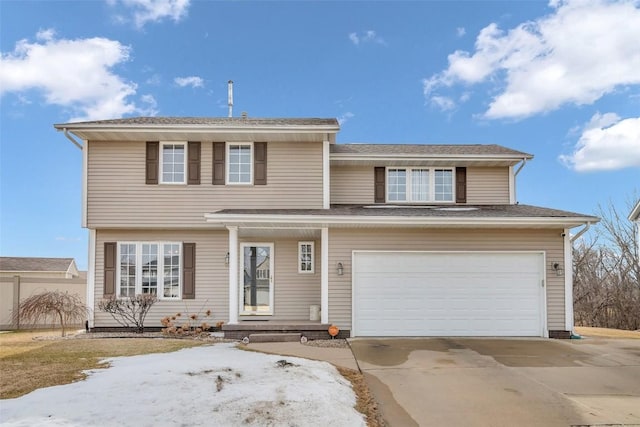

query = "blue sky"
[1, 0, 639, 270]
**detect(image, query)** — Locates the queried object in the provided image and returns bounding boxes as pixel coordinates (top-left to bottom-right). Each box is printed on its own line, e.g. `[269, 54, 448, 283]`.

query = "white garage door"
[352, 251, 545, 337]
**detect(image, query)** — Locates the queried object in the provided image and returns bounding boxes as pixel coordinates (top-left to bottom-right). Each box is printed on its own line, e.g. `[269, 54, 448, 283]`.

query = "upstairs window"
[160, 143, 186, 184]
[386, 167, 454, 202]
[227, 143, 253, 184]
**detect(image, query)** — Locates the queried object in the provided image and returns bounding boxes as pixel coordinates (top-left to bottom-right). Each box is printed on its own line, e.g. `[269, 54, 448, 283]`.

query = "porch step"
[248, 333, 302, 343]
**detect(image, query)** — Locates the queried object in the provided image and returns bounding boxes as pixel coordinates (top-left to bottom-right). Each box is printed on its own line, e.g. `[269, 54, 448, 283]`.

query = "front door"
[240, 243, 274, 315]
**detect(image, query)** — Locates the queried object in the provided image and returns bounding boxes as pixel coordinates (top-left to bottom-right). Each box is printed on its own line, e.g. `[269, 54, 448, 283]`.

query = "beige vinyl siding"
[87, 141, 323, 228]
[238, 239, 320, 322]
[328, 228, 565, 332]
[330, 166, 374, 204]
[466, 167, 510, 204]
[94, 230, 230, 329]
[93, 231, 321, 328]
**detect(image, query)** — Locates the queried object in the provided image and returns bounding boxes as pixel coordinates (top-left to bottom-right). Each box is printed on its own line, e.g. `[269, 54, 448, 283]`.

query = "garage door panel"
[353, 252, 544, 337]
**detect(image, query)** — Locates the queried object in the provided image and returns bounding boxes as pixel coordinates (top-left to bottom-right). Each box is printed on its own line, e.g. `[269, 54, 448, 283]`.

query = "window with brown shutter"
[456, 167, 467, 203]
[254, 142, 267, 185]
[212, 142, 225, 185]
[182, 243, 196, 299]
[374, 167, 386, 203]
[145, 142, 159, 184]
[187, 141, 201, 185]
[104, 242, 116, 297]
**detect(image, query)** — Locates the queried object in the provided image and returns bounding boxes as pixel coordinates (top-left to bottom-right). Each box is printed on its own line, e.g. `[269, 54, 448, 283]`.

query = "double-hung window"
[387, 167, 454, 202]
[160, 142, 186, 184]
[298, 242, 314, 274]
[117, 242, 182, 299]
[227, 143, 252, 184]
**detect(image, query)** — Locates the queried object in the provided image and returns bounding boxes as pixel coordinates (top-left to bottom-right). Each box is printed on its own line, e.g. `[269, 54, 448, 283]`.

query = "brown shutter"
[146, 142, 159, 184]
[254, 142, 267, 185]
[104, 242, 116, 297]
[456, 167, 467, 203]
[182, 243, 196, 299]
[374, 167, 386, 203]
[212, 142, 225, 185]
[187, 141, 201, 185]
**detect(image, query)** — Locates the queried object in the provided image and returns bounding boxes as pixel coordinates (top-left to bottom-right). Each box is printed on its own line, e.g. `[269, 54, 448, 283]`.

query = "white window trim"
[239, 242, 274, 315]
[116, 241, 182, 300]
[385, 167, 455, 203]
[226, 142, 253, 185]
[159, 142, 187, 185]
[298, 241, 315, 274]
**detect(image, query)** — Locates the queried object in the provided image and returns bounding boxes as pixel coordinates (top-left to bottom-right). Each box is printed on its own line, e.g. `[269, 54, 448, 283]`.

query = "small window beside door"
[298, 241, 314, 274]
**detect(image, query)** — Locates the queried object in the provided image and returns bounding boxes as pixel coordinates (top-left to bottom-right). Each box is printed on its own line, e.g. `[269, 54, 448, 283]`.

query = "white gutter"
[205, 212, 598, 228]
[62, 128, 83, 150]
[570, 222, 592, 243]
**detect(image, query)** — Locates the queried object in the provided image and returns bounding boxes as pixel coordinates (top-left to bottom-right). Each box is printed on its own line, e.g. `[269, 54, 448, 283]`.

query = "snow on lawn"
[0, 343, 366, 427]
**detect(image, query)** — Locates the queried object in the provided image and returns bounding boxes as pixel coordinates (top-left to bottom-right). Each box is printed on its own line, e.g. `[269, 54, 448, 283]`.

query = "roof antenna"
[227, 80, 233, 118]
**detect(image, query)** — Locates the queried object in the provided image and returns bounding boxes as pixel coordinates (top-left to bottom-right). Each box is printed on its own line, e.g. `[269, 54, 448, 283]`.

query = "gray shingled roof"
[0, 257, 75, 272]
[331, 144, 532, 158]
[213, 204, 597, 220]
[55, 117, 339, 127]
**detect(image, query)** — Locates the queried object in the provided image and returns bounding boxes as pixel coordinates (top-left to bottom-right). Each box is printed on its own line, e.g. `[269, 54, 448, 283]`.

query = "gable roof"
[206, 204, 599, 229]
[0, 257, 77, 274]
[331, 144, 532, 158]
[54, 116, 340, 144]
[55, 117, 339, 127]
[330, 143, 532, 166]
[629, 200, 640, 222]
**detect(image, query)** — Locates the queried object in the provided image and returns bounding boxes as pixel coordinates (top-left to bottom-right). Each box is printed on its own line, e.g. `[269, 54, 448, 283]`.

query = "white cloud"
[348, 30, 386, 46]
[0, 30, 144, 121]
[337, 112, 354, 126]
[456, 27, 466, 37]
[109, 0, 191, 29]
[430, 96, 456, 112]
[424, 0, 640, 119]
[174, 76, 204, 88]
[560, 113, 640, 171]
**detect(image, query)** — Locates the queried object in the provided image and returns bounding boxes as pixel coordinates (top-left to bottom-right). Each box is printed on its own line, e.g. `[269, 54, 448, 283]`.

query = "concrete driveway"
[349, 337, 640, 427]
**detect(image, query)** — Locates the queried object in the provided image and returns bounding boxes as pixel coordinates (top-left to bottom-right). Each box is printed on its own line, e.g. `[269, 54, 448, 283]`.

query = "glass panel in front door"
[243, 245, 271, 313]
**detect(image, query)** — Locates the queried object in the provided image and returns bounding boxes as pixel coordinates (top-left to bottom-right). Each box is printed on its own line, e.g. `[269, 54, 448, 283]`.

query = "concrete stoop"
[247, 333, 302, 343]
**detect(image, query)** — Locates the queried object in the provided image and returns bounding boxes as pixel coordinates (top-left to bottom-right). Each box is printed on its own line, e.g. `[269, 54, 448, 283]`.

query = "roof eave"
[54, 123, 341, 134]
[204, 213, 598, 228]
[628, 200, 640, 221]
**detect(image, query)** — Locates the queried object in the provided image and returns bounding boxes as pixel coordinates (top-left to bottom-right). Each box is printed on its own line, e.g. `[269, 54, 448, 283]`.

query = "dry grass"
[338, 367, 386, 427]
[0, 331, 205, 399]
[574, 326, 640, 339]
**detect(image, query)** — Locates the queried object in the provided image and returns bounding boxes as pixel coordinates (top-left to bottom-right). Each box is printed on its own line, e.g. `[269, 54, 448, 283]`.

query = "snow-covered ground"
[0, 343, 366, 427]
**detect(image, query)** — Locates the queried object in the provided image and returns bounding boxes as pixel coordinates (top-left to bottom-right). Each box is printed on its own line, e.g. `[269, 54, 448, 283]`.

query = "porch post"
[321, 227, 329, 324]
[228, 226, 238, 324]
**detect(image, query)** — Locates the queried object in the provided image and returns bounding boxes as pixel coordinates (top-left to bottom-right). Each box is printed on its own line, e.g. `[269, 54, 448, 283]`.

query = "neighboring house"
[0, 257, 86, 329]
[629, 200, 640, 255]
[55, 117, 599, 338]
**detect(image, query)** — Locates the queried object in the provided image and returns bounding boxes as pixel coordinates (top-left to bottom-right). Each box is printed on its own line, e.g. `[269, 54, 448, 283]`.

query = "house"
[630, 200, 640, 255]
[0, 257, 86, 329]
[54, 116, 599, 339]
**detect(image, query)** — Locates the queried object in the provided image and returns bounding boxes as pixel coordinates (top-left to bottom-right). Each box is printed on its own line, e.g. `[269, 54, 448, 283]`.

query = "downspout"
[511, 158, 527, 204]
[568, 221, 592, 339]
[570, 222, 592, 243]
[514, 158, 527, 177]
[62, 128, 83, 150]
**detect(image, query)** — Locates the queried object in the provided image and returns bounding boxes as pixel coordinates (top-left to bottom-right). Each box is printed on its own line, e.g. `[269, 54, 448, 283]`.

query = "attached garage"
[352, 251, 546, 337]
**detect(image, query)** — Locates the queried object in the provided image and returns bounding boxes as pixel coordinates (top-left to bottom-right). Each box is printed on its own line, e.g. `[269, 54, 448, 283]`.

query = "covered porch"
[219, 224, 332, 339]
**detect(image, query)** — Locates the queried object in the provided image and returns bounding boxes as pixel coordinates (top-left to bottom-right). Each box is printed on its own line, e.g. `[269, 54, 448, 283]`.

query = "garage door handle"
[541, 280, 545, 287]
